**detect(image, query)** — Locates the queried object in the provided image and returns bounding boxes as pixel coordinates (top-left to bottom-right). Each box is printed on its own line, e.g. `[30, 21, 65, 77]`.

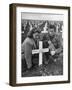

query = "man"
[44, 25, 63, 64]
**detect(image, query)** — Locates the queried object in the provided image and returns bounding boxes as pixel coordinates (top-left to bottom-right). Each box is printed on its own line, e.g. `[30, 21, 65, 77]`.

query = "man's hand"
[50, 50, 56, 56]
[48, 40, 51, 44]
[48, 40, 56, 51]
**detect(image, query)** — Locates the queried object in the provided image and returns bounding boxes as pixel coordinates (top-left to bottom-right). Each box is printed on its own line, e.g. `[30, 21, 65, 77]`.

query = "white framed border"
[16, 7, 68, 84]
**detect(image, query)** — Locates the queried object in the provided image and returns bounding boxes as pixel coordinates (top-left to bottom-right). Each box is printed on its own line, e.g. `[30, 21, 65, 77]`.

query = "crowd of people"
[21, 20, 63, 76]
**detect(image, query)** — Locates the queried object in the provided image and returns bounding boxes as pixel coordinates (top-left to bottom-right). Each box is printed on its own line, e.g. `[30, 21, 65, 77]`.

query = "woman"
[21, 28, 40, 72]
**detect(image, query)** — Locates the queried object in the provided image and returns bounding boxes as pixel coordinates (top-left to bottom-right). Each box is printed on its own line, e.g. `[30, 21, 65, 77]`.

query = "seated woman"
[21, 28, 40, 72]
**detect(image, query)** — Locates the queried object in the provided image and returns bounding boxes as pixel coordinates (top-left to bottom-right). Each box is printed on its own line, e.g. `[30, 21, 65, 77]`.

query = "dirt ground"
[22, 57, 63, 77]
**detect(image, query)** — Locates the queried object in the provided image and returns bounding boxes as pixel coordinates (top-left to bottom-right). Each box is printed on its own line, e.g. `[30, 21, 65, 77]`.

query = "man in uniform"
[43, 24, 63, 64]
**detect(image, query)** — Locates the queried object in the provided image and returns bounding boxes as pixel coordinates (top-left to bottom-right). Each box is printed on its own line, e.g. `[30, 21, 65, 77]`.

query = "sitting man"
[43, 25, 63, 64]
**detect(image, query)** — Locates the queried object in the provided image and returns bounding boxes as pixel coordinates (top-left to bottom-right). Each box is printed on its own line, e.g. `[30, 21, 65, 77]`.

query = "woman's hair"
[27, 27, 40, 38]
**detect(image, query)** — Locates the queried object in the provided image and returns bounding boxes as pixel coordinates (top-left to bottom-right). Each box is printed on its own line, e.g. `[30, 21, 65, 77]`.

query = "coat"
[21, 37, 36, 69]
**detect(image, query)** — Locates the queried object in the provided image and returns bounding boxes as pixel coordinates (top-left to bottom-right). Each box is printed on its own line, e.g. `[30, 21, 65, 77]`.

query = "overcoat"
[21, 37, 36, 69]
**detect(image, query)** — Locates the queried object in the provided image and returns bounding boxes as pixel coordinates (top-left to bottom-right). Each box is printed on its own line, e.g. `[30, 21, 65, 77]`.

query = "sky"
[22, 12, 64, 21]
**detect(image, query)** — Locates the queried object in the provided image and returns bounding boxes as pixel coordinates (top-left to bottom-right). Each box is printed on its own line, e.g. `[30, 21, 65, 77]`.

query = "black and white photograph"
[9, 4, 70, 86]
[21, 14, 63, 77]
